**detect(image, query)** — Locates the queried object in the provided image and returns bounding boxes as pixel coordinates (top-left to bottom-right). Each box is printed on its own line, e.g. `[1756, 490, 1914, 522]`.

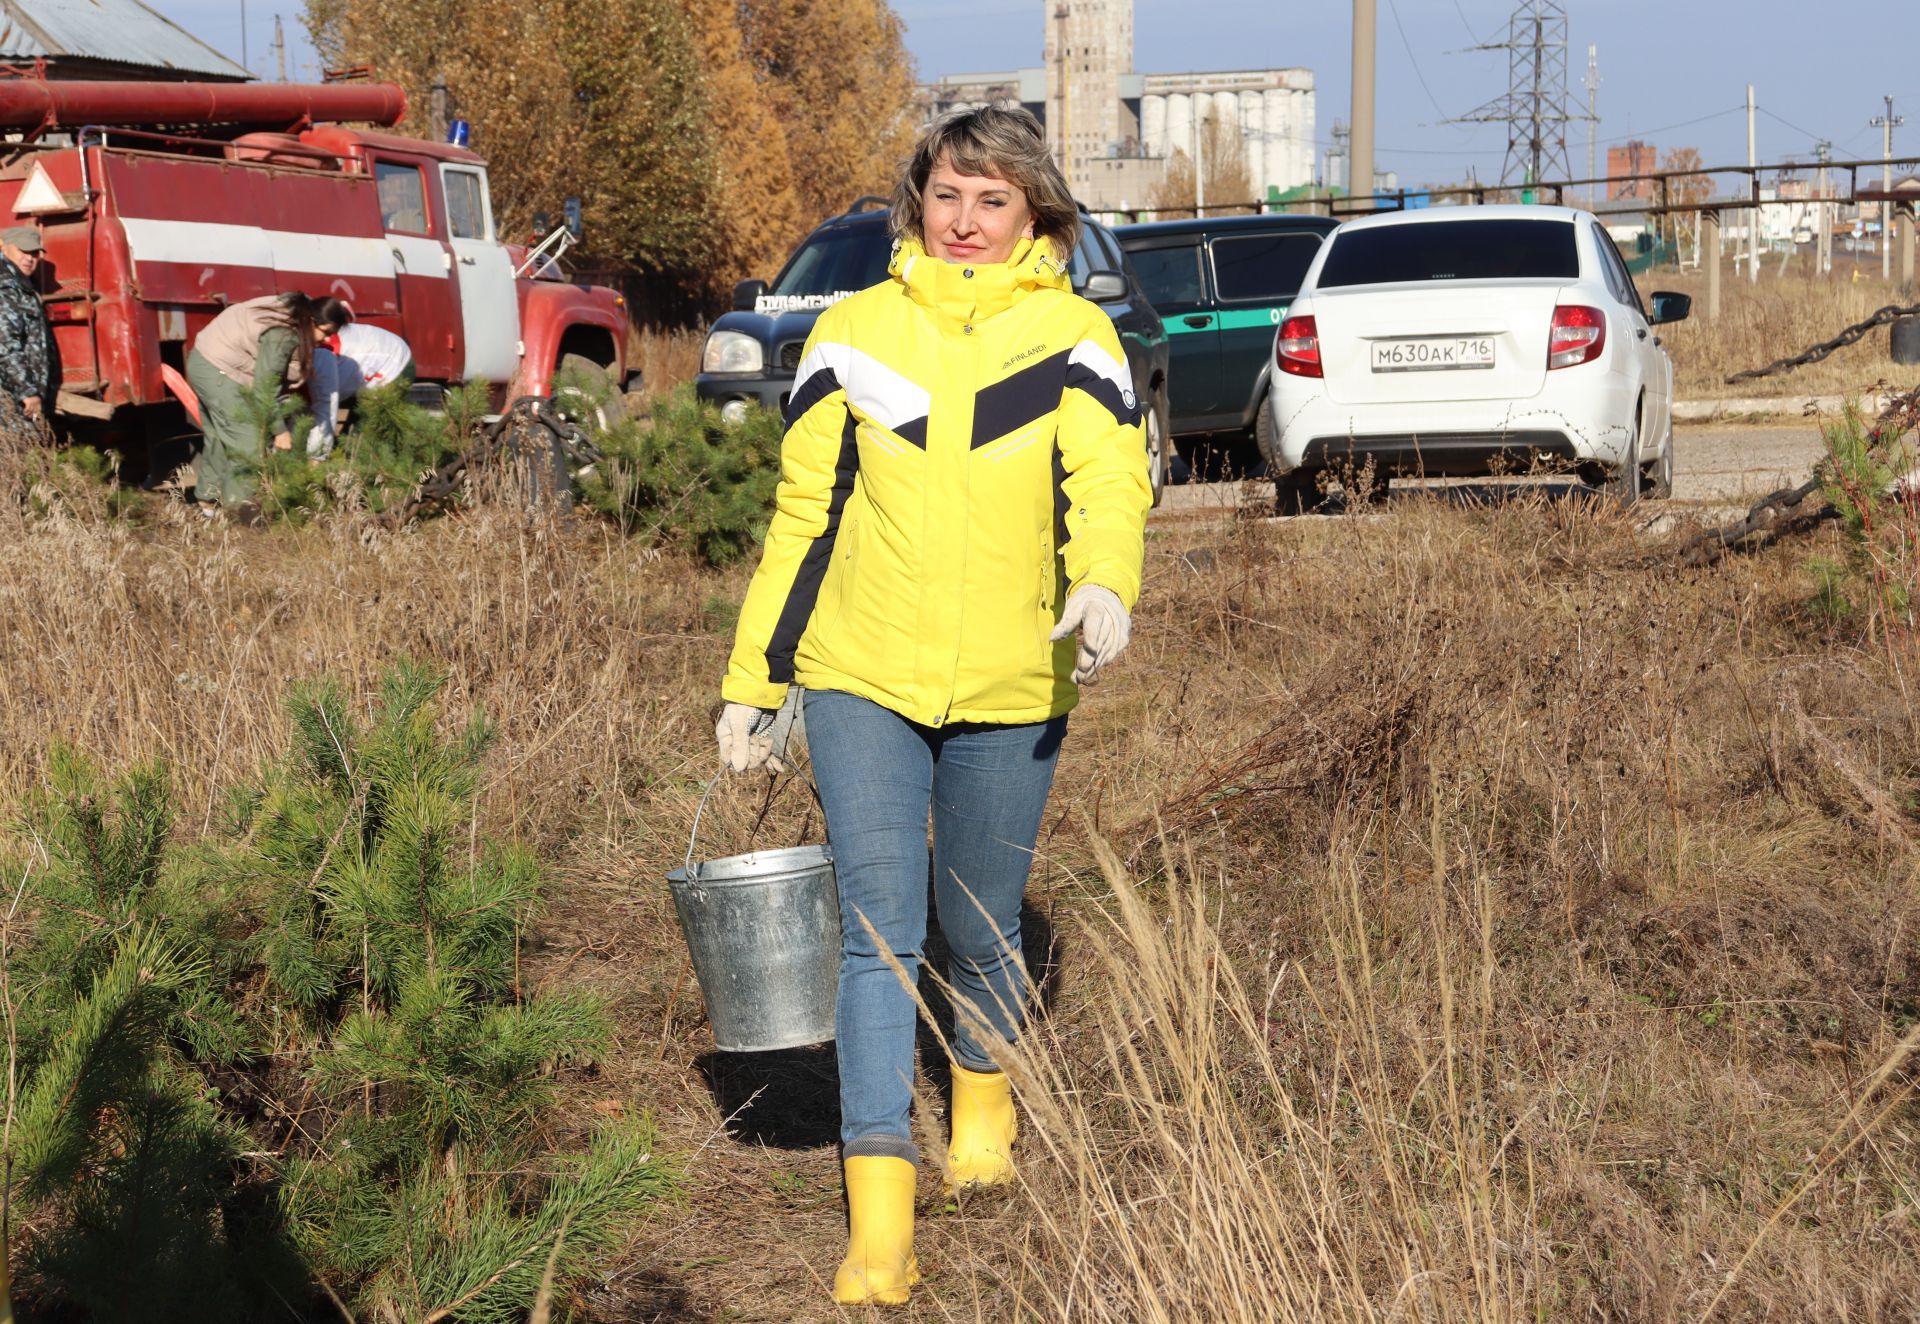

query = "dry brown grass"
[1637, 265, 1919, 400]
[2, 441, 1918, 1321]
[961, 497, 1920, 1322]
[628, 325, 707, 402]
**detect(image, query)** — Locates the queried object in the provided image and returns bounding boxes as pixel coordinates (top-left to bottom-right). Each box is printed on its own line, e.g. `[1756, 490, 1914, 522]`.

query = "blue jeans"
[803, 689, 1065, 1162]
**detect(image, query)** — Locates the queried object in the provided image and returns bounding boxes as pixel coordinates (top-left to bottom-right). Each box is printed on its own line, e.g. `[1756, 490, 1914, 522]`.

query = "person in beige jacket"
[186, 293, 347, 510]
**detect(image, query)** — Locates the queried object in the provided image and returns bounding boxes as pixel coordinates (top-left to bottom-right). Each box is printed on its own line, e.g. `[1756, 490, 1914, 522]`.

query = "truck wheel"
[552, 353, 626, 431]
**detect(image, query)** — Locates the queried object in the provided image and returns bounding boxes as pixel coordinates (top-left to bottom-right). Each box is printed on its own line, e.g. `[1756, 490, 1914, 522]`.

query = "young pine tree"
[2, 750, 281, 1321]
[578, 383, 783, 564]
[249, 663, 673, 1320]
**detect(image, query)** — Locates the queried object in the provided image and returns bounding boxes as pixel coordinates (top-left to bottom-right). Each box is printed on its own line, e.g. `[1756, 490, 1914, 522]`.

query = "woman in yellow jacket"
[716, 106, 1150, 1306]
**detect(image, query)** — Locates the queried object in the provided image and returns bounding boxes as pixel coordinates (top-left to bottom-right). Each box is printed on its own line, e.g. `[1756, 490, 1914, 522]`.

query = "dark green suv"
[1116, 213, 1338, 475]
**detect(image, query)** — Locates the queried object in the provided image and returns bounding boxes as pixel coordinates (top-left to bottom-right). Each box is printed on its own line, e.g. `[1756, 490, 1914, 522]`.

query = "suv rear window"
[1212, 232, 1323, 302]
[1130, 244, 1205, 308]
[770, 227, 892, 301]
[1316, 219, 1579, 287]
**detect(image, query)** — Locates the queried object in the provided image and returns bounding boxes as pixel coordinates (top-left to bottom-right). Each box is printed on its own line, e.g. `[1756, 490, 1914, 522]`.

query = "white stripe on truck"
[119, 218, 447, 281]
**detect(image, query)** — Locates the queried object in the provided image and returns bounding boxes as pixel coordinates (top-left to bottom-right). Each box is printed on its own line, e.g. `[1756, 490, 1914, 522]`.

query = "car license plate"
[1370, 337, 1496, 372]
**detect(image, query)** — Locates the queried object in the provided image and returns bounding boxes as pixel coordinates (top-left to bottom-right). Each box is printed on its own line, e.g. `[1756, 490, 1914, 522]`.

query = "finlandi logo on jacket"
[755, 291, 859, 314]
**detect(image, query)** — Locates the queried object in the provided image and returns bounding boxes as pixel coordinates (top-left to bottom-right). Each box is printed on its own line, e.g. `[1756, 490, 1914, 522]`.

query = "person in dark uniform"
[0, 226, 52, 424]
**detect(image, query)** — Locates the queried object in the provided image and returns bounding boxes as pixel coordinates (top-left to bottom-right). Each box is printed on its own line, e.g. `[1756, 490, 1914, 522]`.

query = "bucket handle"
[684, 773, 828, 881]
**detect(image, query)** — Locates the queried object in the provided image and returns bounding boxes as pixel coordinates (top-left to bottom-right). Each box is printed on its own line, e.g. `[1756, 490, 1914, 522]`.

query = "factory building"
[915, 0, 1316, 214]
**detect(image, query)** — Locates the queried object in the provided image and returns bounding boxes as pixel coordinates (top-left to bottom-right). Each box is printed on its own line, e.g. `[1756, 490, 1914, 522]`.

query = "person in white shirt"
[306, 320, 416, 458]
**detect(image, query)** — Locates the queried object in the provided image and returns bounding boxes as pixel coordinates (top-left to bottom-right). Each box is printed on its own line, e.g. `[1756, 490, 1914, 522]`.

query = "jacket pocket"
[1036, 531, 1058, 660]
[815, 514, 858, 642]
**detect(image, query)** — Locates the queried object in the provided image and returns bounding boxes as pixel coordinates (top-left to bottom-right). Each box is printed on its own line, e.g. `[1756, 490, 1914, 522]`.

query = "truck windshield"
[1317, 219, 1579, 287]
[769, 228, 891, 303]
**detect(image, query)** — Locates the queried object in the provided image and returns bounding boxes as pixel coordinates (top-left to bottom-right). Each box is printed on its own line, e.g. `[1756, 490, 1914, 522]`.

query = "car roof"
[1330, 204, 1592, 233]
[799, 200, 1119, 242]
[1114, 212, 1339, 241]
[810, 205, 892, 236]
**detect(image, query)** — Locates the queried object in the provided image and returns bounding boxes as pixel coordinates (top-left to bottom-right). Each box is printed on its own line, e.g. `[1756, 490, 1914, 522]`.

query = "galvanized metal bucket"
[666, 780, 840, 1053]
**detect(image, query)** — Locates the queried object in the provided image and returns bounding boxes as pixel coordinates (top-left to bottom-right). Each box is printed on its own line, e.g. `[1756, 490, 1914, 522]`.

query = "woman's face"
[921, 155, 1035, 265]
[314, 322, 340, 343]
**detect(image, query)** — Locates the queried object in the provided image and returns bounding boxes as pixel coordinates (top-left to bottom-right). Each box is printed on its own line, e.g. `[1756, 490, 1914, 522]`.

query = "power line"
[1757, 105, 1837, 148]
[1385, 0, 1454, 123]
[1592, 105, 1744, 147]
[1449, 0, 1487, 43]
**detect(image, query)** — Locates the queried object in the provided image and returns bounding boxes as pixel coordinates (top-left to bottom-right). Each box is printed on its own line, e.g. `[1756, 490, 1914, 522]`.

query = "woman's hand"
[716, 702, 780, 773]
[1049, 585, 1131, 685]
[272, 431, 294, 452]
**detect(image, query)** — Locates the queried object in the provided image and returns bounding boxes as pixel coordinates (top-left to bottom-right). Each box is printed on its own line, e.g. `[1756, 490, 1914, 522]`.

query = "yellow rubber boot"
[946, 1063, 1017, 1189]
[833, 1156, 920, 1306]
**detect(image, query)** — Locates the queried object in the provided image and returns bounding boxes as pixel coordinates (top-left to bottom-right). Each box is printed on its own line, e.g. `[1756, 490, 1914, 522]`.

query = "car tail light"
[1276, 314, 1321, 378]
[1547, 305, 1605, 369]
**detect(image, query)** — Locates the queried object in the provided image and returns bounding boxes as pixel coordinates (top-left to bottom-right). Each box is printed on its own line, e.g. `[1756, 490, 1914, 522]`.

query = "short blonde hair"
[891, 107, 1081, 256]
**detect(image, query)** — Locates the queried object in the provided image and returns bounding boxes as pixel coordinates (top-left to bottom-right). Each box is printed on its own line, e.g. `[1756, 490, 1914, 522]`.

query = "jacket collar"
[888, 234, 1069, 324]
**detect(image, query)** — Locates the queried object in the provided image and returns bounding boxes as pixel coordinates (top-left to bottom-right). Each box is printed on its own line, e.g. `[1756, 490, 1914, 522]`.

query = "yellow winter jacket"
[723, 234, 1151, 727]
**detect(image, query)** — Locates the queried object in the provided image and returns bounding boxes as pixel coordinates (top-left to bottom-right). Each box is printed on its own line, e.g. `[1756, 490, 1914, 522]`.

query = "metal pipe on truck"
[0, 80, 407, 130]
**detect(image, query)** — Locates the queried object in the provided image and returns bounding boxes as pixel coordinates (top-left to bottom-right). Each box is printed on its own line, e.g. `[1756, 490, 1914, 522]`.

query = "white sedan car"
[1263, 205, 1690, 511]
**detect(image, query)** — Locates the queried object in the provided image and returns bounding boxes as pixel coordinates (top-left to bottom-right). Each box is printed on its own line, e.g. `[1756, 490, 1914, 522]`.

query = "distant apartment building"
[914, 0, 1316, 214]
[1607, 141, 1657, 201]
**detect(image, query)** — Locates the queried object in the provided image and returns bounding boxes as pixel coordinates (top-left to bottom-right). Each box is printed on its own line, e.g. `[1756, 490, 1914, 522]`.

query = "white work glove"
[1049, 585, 1131, 686]
[717, 702, 777, 773]
[715, 688, 807, 773]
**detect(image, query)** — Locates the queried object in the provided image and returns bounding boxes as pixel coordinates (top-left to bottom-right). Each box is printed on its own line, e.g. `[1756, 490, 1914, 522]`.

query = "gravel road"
[1152, 421, 1831, 518]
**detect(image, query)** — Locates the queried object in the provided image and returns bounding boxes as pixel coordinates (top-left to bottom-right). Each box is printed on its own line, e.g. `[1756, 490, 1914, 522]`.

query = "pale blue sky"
[901, 0, 1920, 188]
[166, 1, 1920, 188]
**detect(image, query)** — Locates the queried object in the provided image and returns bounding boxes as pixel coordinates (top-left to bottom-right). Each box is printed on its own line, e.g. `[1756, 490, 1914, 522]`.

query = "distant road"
[1152, 421, 1830, 517]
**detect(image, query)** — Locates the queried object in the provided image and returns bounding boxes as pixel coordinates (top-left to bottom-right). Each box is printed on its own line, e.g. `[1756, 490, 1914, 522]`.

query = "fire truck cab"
[0, 76, 629, 452]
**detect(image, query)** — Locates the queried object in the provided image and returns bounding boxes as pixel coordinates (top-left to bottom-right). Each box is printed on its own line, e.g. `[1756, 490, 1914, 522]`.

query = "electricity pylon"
[1456, 0, 1575, 190]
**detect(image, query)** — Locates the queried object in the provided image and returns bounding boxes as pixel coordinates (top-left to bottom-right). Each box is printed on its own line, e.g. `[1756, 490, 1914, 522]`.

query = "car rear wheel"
[1640, 421, 1674, 498]
[1146, 389, 1172, 507]
[1598, 405, 1642, 508]
[1253, 391, 1278, 471]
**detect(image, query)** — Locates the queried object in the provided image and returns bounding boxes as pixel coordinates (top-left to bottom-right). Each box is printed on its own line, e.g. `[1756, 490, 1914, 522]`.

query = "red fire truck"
[0, 75, 631, 453]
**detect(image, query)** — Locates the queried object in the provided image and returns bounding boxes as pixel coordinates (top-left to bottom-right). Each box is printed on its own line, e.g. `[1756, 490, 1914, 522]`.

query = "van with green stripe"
[1116, 213, 1338, 476]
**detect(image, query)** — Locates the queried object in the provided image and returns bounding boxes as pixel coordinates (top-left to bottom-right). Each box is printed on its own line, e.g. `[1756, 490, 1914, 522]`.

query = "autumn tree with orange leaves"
[304, 0, 918, 308]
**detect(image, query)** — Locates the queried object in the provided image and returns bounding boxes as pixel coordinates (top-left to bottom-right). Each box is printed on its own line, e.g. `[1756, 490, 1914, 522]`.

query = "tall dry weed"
[628, 326, 707, 402]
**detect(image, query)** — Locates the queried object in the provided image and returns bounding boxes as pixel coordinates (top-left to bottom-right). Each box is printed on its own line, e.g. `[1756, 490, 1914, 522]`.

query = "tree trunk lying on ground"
[1667, 383, 1918, 567]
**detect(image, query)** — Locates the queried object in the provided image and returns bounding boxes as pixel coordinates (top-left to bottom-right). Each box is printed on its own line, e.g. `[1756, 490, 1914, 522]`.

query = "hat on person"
[1, 226, 42, 253]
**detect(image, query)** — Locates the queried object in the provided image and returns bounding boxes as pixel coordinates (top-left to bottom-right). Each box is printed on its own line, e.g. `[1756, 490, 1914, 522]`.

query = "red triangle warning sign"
[14, 162, 73, 215]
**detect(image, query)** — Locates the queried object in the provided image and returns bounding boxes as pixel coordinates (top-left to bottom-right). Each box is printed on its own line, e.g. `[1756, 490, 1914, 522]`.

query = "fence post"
[1900, 205, 1916, 295]
[1703, 209, 1721, 320]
